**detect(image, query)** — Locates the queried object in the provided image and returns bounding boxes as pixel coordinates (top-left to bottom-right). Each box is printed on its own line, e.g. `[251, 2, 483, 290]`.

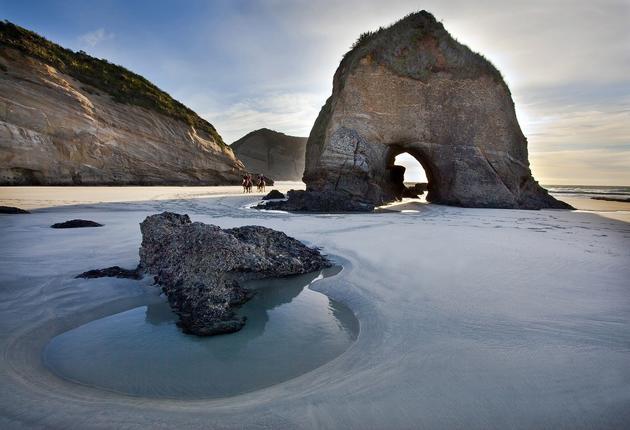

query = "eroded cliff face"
[301, 11, 570, 209]
[231, 128, 307, 181]
[0, 47, 246, 185]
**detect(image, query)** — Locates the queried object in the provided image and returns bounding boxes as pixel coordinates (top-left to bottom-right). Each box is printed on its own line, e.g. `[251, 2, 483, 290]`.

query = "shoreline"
[2, 185, 628, 223]
[0, 182, 305, 210]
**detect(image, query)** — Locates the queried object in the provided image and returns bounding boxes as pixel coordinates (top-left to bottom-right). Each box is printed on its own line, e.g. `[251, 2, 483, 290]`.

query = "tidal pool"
[43, 267, 358, 399]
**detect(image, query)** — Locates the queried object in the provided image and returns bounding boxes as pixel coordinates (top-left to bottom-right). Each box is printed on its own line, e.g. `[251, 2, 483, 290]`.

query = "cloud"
[530, 148, 630, 185]
[78, 28, 113, 48]
[204, 92, 323, 144]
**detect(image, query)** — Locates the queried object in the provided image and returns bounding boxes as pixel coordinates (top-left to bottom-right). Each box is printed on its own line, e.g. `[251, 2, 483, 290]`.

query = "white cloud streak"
[78, 28, 113, 48]
[205, 93, 322, 144]
[530, 149, 630, 185]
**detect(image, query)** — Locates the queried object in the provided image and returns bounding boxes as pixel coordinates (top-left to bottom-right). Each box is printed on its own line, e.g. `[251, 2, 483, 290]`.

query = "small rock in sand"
[51, 219, 103, 228]
[591, 196, 630, 203]
[0, 206, 30, 214]
[76, 266, 141, 279]
[262, 189, 286, 200]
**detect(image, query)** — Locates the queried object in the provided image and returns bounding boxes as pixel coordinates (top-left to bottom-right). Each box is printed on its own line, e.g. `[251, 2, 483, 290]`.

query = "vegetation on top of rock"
[342, 11, 505, 86]
[0, 20, 225, 146]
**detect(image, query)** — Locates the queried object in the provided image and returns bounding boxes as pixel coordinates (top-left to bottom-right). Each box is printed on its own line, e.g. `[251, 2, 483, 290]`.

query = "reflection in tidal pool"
[43, 267, 358, 399]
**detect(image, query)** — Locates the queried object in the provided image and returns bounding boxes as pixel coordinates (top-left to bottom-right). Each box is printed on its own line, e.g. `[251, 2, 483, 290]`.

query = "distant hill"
[0, 20, 246, 185]
[231, 129, 307, 181]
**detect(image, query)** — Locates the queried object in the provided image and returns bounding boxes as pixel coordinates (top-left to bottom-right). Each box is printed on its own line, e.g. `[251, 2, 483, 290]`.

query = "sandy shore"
[0, 182, 305, 210]
[1, 187, 629, 429]
[2, 184, 628, 223]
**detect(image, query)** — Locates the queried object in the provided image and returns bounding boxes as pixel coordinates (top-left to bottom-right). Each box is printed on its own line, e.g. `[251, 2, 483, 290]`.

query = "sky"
[1, 0, 629, 185]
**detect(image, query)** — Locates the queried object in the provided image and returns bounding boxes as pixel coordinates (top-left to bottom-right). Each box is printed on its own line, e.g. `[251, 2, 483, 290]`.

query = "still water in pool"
[43, 268, 358, 399]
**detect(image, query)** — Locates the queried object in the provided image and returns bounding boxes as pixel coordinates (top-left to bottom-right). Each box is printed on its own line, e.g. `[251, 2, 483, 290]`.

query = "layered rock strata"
[0, 22, 246, 185]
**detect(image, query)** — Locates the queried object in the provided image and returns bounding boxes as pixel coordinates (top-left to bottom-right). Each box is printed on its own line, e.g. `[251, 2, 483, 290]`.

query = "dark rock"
[295, 11, 572, 211]
[402, 183, 428, 199]
[138, 212, 331, 336]
[76, 266, 142, 279]
[256, 189, 374, 212]
[262, 189, 286, 200]
[51, 219, 103, 228]
[592, 196, 630, 203]
[0, 206, 30, 214]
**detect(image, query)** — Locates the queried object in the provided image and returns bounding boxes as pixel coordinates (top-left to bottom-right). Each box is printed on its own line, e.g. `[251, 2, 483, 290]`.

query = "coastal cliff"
[0, 21, 245, 185]
[231, 128, 307, 181]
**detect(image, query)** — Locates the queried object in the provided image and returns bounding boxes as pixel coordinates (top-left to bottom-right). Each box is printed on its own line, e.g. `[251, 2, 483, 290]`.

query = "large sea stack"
[231, 128, 307, 181]
[0, 21, 246, 185]
[281, 11, 570, 210]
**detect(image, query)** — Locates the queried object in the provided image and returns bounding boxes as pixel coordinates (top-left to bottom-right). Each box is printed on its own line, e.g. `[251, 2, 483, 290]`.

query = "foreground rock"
[51, 219, 103, 228]
[231, 128, 307, 181]
[138, 212, 331, 335]
[0, 206, 29, 214]
[276, 11, 570, 211]
[0, 21, 246, 185]
[262, 189, 286, 200]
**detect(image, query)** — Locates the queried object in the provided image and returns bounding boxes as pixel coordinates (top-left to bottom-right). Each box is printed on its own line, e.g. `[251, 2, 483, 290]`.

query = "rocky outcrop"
[280, 11, 570, 211]
[0, 22, 246, 185]
[0, 206, 29, 214]
[262, 189, 286, 200]
[51, 219, 103, 228]
[258, 189, 374, 212]
[138, 212, 331, 335]
[231, 128, 307, 181]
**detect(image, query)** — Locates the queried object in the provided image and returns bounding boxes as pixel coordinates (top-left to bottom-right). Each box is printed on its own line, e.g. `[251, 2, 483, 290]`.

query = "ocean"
[546, 185, 630, 200]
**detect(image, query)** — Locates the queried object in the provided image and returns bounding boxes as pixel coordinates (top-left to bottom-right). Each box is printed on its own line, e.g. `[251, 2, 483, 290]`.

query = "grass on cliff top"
[0, 20, 225, 146]
[343, 10, 506, 86]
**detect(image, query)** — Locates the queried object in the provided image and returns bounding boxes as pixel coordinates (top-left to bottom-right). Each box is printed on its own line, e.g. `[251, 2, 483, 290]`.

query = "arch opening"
[385, 147, 436, 202]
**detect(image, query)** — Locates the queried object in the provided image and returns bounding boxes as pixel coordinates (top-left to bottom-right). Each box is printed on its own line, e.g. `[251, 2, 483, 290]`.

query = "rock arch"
[293, 11, 570, 211]
[385, 146, 434, 201]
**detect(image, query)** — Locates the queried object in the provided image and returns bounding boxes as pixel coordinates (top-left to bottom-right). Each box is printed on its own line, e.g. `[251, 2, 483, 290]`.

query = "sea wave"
[546, 185, 630, 197]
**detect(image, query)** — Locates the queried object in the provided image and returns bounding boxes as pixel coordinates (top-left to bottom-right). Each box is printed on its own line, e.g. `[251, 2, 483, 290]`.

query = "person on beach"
[257, 175, 266, 193]
[243, 174, 254, 193]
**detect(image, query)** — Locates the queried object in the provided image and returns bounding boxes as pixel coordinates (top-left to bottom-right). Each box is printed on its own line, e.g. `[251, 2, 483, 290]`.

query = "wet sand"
[0, 187, 629, 429]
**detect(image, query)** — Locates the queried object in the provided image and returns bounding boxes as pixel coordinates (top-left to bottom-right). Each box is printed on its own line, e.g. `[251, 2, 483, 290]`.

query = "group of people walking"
[242, 174, 267, 193]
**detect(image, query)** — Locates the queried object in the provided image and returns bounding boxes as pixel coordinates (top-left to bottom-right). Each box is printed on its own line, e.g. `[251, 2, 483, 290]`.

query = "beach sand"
[0, 186, 629, 429]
